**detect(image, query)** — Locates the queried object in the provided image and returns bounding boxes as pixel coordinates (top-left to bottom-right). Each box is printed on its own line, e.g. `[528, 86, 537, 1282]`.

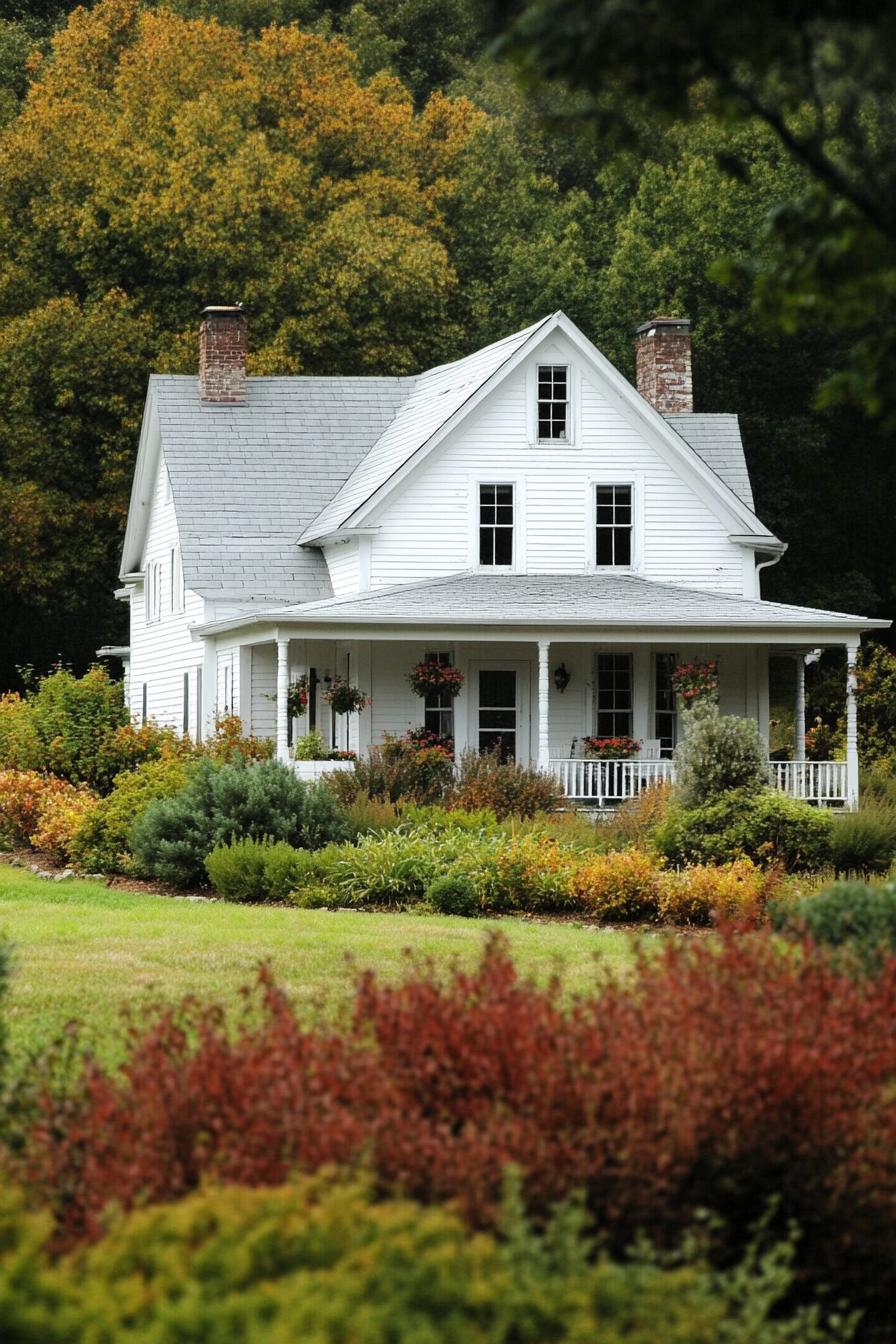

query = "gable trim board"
[298, 313, 780, 551]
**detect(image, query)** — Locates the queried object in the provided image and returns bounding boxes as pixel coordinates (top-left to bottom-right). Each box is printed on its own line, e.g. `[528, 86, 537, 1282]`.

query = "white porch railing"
[549, 758, 847, 807]
[768, 760, 847, 807]
[550, 758, 675, 807]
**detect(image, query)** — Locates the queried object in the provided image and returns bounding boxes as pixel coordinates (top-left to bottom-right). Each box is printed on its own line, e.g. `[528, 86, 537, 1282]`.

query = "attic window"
[537, 365, 568, 442]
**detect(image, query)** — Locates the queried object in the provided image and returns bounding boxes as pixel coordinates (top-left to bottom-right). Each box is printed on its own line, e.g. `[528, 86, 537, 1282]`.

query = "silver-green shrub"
[674, 703, 769, 808]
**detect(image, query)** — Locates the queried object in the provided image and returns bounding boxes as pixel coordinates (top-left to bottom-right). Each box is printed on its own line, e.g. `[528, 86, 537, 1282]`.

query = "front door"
[473, 663, 530, 764]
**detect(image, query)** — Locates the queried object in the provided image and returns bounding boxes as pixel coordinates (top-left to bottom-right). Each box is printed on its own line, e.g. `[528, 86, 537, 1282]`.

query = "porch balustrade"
[549, 757, 847, 807]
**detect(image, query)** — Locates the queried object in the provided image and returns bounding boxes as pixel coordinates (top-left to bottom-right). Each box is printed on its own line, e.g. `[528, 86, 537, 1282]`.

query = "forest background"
[0, 0, 892, 694]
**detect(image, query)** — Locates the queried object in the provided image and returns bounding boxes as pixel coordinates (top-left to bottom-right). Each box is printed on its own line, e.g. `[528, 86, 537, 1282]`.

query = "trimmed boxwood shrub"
[674, 703, 769, 808]
[770, 879, 896, 973]
[427, 873, 480, 917]
[131, 759, 348, 887]
[653, 787, 834, 870]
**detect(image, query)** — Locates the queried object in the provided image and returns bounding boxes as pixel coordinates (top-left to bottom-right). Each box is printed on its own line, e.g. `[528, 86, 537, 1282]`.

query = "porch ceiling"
[192, 571, 890, 641]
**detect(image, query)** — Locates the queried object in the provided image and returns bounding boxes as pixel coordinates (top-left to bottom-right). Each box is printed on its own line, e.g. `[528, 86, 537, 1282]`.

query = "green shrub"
[427, 873, 480, 917]
[131, 759, 348, 887]
[0, 1178, 852, 1344]
[674, 703, 769, 808]
[654, 788, 834, 871]
[68, 756, 193, 873]
[830, 803, 896, 875]
[293, 728, 328, 760]
[770, 879, 896, 973]
[454, 748, 562, 819]
[864, 758, 896, 807]
[91, 722, 192, 793]
[0, 666, 128, 791]
[205, 838, 307, 903]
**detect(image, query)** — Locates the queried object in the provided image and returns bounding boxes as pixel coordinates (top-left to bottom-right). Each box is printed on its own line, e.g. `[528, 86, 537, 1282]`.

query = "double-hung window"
[654, 652, 678, 758]
[537, 365, 568, 442]
[595, 653, 633, 738]
[479, 484, 514, 567]
[595, 484, 633, 566]
[145, 559, 161, 623]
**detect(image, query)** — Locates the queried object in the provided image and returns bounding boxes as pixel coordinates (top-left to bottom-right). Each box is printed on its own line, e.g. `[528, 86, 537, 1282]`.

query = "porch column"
[845, 639, 859, 810]
[537, 639, 550, 771]
[276, 635, 290, 765]
[794, 654, 806, 763]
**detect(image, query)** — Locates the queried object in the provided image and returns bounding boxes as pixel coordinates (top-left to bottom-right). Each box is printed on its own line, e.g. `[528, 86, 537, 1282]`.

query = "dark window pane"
[479, 669, 516, 706]
[495, 485, 513, 506]
[615, 529, 632, 565]
[479, 731, 515, 761]
[480, 709, 516, 730]
[479, 531, 493, 566]
[496, 506, 514, 525]
[494, 529, 513, 565]
[596, 529, 614, 565]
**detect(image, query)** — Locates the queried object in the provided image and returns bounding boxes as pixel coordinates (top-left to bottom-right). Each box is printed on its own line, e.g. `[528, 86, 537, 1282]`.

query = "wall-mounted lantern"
[553, 662, 571, 693]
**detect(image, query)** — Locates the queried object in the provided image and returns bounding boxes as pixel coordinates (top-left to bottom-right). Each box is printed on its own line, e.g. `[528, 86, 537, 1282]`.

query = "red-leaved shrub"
[18, 933, 896, 1337]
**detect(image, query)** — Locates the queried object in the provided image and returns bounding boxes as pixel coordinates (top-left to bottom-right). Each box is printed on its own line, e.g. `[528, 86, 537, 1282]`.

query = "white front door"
[469, 662, 531, 764]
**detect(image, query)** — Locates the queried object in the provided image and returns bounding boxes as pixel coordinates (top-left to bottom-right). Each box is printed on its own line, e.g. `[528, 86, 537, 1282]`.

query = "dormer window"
[537, 365, 568, 442]
[595, 484, 633, 566]
[479, 483, 514, 566]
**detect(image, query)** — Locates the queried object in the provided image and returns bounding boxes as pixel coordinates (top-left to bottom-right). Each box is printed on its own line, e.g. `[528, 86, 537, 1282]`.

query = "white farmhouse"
[114, 307, 889, 807]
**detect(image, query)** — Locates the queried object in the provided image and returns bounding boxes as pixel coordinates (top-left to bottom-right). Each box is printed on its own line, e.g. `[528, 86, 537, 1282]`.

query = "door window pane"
[478, 669, 517, 760]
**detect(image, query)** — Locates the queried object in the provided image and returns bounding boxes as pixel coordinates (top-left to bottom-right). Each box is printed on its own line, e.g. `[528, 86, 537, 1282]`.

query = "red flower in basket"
[406, 661, 465, 698]
[582, 736, 641, 760]
[670, 659, 719, 704]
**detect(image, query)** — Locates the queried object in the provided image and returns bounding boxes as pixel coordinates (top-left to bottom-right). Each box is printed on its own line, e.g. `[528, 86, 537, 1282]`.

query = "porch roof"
[194, 571, 890, 639]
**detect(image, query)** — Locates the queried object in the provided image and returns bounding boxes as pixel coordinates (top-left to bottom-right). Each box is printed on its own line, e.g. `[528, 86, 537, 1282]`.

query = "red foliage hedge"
[19, 932, 896, 1335]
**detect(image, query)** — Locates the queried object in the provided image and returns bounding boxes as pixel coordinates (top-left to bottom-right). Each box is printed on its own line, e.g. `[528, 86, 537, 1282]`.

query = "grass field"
[0, 864, 644, 1071]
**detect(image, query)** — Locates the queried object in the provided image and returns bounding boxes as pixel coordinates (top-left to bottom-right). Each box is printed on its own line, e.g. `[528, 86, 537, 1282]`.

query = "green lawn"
[0, 865, 643, 1071]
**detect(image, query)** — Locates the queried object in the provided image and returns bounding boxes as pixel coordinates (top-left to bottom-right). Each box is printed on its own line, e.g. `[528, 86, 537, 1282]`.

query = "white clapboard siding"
[324, 539, 360, 596]
[365, 332, 747, 596]
[128, 452, 206, 736]
[250, 644, 277, 737]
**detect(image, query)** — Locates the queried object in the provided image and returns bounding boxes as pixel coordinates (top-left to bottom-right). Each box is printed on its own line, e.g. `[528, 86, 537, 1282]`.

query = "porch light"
[553, 662, 570, 693]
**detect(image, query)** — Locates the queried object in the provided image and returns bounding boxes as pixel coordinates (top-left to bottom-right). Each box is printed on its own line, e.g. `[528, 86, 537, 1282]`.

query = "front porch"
[212, 629, 859, 809]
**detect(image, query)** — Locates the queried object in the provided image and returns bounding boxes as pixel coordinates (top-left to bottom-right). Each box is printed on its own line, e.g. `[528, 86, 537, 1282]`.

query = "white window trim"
[469, 475, 525, 572]
[526, 360, 579, 448]
[586, 473, 645, 573]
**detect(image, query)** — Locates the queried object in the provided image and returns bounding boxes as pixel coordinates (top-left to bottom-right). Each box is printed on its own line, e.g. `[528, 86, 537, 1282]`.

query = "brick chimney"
[633, 316, 693, 414]
[199, 304, 247, 404]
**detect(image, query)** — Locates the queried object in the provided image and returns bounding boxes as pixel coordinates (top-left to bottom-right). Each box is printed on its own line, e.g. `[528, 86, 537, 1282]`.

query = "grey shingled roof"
[231, 571, 886, 631]
[298, 316, 552, 543]
[154, 374, 411, 603]
[665, 413, 754, 509]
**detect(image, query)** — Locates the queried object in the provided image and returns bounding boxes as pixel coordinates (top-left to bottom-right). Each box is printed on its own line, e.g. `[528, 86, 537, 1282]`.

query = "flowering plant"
[286, 677, 309, 719]
[671, 658, 719, 705]
[582, 736, 642, 759]
[405, 661, 465, 699]
[406, 726, 454, 755]
[322, 677, 370, 716]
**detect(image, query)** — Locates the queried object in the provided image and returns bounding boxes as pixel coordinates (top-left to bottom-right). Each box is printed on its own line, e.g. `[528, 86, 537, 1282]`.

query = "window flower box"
[582, 735, 642, 760]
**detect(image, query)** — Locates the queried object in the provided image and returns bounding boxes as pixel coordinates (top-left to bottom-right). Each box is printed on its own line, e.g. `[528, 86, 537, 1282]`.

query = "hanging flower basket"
[322, 677, 370, 716]
[406, 661, 465, 698]
[582, 735, 642, 760]
[285, 676, 309, 719]
[671, 658, 719, 705]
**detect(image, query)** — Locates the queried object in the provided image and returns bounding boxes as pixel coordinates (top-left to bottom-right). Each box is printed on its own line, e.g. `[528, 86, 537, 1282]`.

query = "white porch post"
[794, 654, 806, 763]
[537, 639, 550, 771]
[845, 639, 860, 810]
[276, 634, 290, 765]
